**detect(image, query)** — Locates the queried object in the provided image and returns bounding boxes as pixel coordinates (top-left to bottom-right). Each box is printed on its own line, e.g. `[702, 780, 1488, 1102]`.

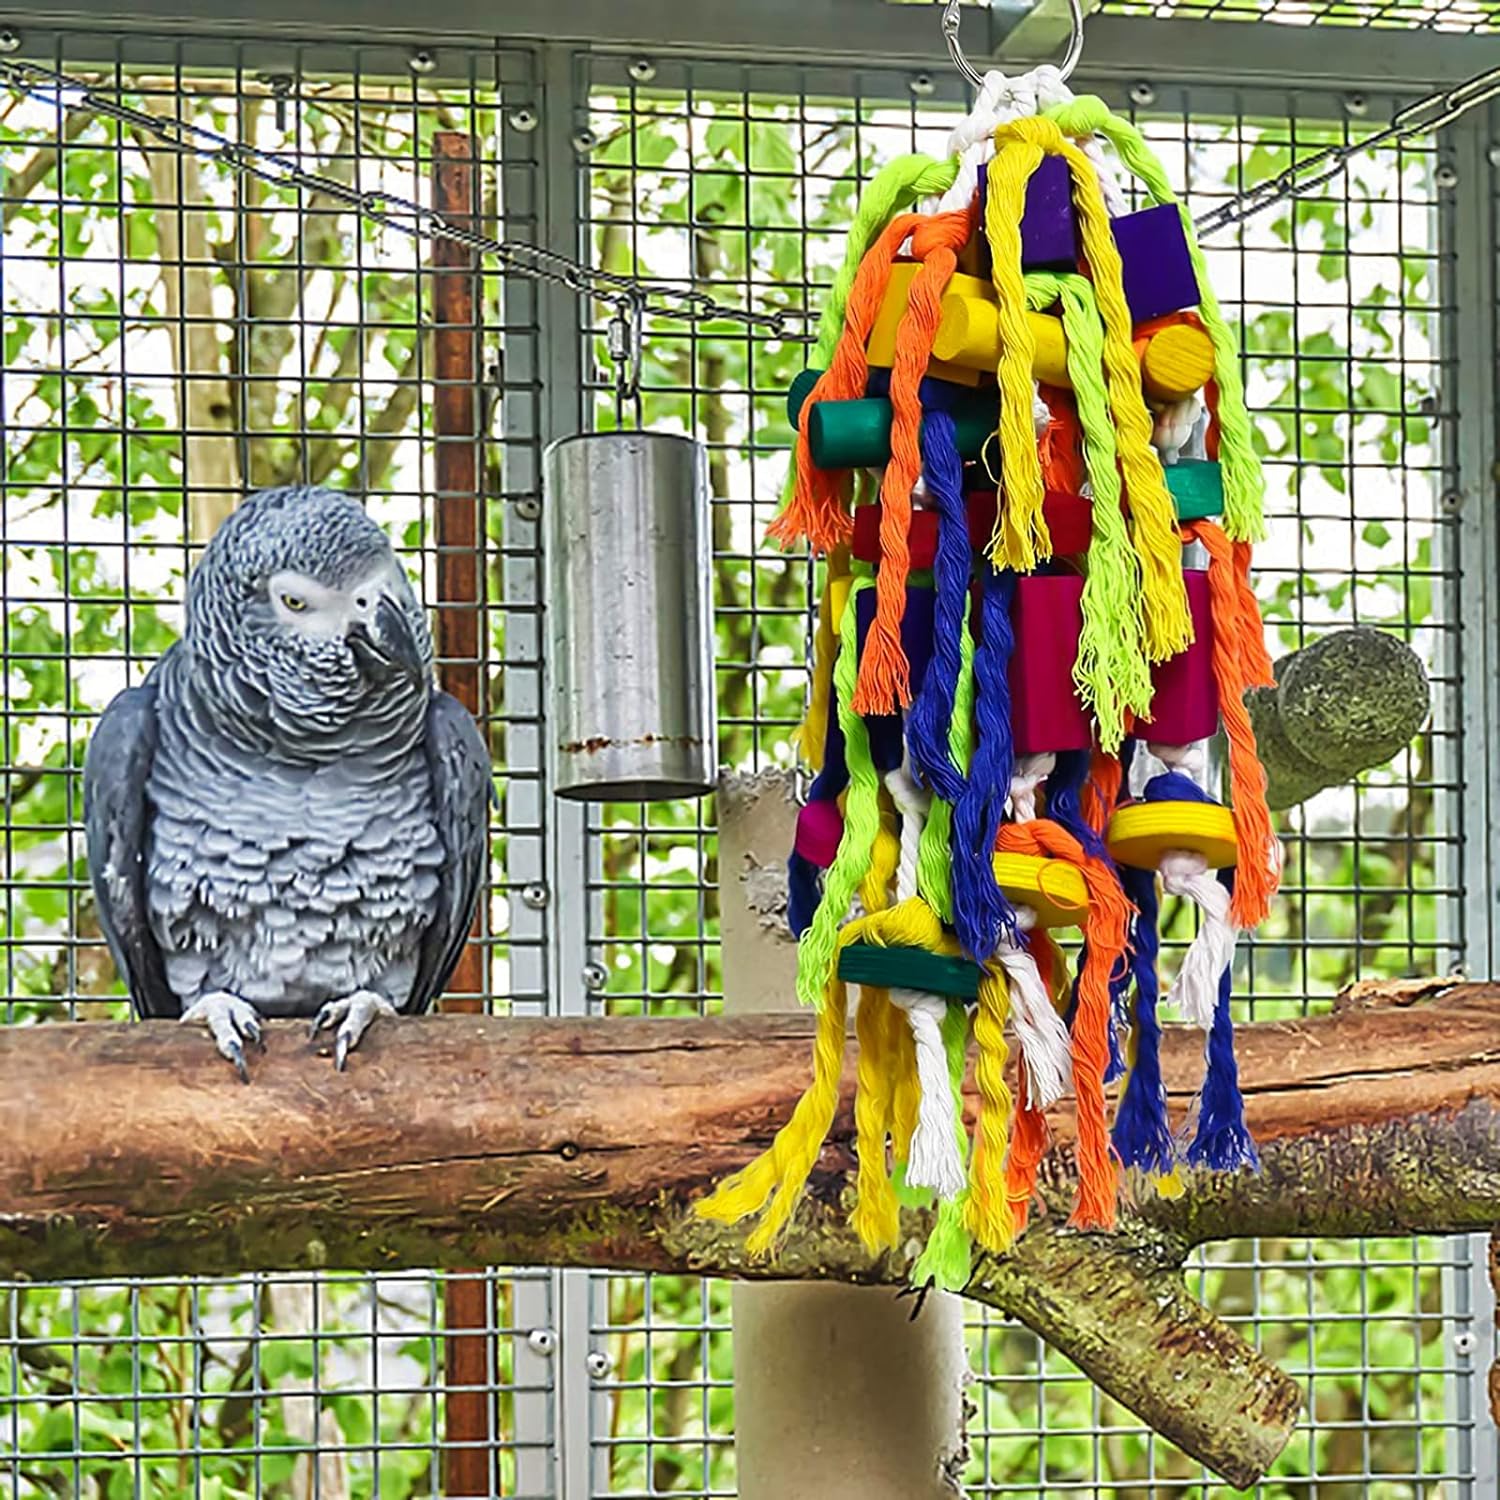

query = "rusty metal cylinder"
[543, 430, 715, 801]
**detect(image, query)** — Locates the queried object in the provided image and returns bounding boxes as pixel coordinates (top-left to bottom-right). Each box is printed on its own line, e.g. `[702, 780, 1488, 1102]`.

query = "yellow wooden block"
[933, 299, 1069, 386]
[1106, 800, 1239, 872]
[1138, 323, 1217, 403]
[993, 851, 1090, 930]
[865, 260, 983, 387]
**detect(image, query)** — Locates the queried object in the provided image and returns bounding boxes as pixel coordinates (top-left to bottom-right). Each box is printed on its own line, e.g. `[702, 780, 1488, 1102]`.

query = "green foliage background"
[0, 60, 1467, 1499]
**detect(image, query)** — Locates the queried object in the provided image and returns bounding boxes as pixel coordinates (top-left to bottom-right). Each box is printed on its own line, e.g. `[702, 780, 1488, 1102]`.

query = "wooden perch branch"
[2, 977, 1496, 1488]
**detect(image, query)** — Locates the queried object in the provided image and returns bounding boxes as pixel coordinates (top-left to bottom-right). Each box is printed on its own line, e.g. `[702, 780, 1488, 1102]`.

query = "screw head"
[515, 495, 542, 522]
[585, 1350, 614, 1378]
[1129, 80, 1156, 107]
[1436, 161, 1459, 190]
[1489, 142, 1500, 169]
[1440, 487, 1465, 515]
[908, 72, 936, 98]
[627, 57, 657, 83]
[522, 882, 550, 910]
[0, 28, 21, 52]
[1343, 92, 1370, 118]
[572, 127, 598, 154]
[582, 961, 608, 993]
[527, 1327, 558, 1356]
[408, 49, 438, 75]
[508, 105, 539, 133]
[1454, 1329, 1477, 1356]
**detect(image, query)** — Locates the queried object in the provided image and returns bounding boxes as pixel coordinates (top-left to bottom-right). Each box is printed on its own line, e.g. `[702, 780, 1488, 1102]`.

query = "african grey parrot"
[84, 485, 492, 1077]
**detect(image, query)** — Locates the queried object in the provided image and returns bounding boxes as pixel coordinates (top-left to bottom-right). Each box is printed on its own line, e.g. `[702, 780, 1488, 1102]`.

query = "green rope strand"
[797, 576, 881, 1008]
[1026, 270, 1153, 751]
[1044, 96, 1266, 541]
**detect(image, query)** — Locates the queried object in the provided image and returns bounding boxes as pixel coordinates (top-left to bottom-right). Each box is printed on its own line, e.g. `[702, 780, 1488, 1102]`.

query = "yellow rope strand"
[966, 966, 1016, 1253]
[991, 118, 1190, 655]
[982, 136, 1050, 571]
[851, 984, 901, 1252]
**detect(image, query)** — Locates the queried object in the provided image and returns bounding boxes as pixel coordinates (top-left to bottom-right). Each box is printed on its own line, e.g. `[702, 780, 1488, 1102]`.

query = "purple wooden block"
[795, 799, 844, 869]
[979, 158, 1079, 271]
[1112, 202, 1200, 322]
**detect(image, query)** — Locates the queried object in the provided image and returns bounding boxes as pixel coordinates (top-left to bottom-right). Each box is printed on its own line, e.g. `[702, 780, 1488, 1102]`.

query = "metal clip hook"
[942, 0, 1086, 90]
[607, 294, 644, 429]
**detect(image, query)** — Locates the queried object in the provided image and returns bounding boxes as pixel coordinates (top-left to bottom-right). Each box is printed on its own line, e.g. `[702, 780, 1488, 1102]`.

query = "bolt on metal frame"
[0, 2, 1496, 1496]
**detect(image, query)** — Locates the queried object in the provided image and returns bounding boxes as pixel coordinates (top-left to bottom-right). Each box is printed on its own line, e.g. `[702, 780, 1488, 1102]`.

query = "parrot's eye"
[281, 593, 308, 613]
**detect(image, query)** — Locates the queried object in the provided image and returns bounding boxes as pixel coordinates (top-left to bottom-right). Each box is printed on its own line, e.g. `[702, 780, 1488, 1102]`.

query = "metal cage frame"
[2, 1, 1498, 1494]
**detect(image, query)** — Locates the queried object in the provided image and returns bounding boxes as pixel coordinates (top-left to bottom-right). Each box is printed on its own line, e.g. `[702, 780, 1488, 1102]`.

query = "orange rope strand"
[851, 207, 975, 715]
[769, 213, 923, 555]
[1039, 384, 1086, 494]
[1232, 538, 1275, 687]
[1081, 747, 1124, 836]
[1187, 520, 1280, 926]
[994, 821, 1130, 1229]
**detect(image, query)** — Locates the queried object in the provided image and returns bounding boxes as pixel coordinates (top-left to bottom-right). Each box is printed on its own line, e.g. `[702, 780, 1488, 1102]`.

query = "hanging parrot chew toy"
[698, 84, 1281, 1288]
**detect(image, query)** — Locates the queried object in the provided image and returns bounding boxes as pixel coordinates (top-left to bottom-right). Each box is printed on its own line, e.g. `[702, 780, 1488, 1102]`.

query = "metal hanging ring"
[941, 0, 1085, 90]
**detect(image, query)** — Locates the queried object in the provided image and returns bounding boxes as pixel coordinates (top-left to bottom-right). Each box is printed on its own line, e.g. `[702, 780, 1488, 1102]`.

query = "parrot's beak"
[348, 595, 427, 686]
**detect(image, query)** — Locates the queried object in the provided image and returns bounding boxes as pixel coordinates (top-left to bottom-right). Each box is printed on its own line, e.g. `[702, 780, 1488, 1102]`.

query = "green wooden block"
[1166, 459, 1224, 521]
[837, 942, 980, 999]
[786, 368, 821, 427]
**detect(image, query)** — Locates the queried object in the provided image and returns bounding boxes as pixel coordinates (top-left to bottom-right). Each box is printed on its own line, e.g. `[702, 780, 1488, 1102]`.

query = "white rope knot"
[1158, 849, 1238, 1030]
[994, 904, 1072, 1106]
[884, 759, 931, 903]
[1008, 751, 1056, 824]
[1148, 740, 1206, 778]
[889, 987, 966, 1199]
[1152, 395, 1202, 465]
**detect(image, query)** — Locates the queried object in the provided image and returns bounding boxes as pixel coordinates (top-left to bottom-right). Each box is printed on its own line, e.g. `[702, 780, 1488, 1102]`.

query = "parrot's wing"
[84, 682, 176, 1018]
[407, 690, 493, 1014]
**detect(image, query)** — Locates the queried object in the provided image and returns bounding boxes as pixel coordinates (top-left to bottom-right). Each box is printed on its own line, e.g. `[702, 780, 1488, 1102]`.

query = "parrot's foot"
[180, 992, 265, 1083]
[308, 990, 398, 1071]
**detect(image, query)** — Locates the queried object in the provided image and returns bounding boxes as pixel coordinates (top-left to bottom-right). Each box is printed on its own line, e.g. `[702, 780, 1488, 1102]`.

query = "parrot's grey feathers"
[407, 691, 493, 1016]
[84, 680, 176, 1018]
[83, 485, 494, 1063]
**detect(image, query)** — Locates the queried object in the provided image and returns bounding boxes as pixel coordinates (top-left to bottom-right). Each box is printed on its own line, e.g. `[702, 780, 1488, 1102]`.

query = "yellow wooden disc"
[993, 851, 1090, 930]
[1106, 800, 1239, 871]
[1139, 323, 1217, 403]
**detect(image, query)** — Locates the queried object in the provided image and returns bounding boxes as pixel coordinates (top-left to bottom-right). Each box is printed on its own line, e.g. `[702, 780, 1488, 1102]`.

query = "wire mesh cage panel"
[0, 30, 561, 1499]
[0, 8, 1494, 1500]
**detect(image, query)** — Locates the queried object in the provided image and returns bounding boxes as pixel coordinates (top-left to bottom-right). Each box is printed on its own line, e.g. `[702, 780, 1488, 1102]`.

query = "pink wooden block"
[1009, 574, 1093, 754]
[795, 799, 844, 869]
[1142, 570, 1218, 744]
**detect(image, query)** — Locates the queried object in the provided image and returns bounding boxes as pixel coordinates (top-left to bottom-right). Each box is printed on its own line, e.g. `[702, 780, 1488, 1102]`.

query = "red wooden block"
[1009, 573, 1093, 754]
[1141, 570, 1218, 744]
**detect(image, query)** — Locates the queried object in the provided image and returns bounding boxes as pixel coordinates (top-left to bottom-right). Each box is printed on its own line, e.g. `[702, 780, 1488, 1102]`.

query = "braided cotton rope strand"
[1024, 271, 1153, 747]
[1046, 96, 1266, 542]
[797, 577, 882, 1007]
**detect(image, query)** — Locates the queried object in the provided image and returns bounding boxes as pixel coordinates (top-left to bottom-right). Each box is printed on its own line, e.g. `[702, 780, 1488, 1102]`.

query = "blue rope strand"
[952, 565, 1019, 960]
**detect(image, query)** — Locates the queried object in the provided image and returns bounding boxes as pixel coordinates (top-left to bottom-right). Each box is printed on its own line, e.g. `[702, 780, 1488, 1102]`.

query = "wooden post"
[431, 130, 492, 1499]
[718, 772, 972, 1499]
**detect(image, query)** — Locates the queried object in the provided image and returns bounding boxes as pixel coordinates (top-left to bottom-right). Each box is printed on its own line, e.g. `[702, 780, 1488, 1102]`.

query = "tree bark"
[2, 977, 1495, 1487]
[137, 100, 241, 544]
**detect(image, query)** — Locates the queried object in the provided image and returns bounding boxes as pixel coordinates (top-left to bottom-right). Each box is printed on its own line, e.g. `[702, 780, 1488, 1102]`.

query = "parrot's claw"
[308, 990, 398, 1070]
[181, 992, 265, 1083]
